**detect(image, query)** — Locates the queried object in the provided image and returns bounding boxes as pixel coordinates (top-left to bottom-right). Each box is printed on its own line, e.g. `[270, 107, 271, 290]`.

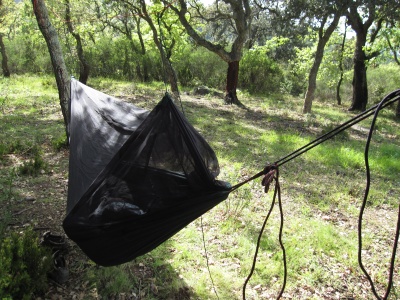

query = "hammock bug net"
[63, 79, 231, 266]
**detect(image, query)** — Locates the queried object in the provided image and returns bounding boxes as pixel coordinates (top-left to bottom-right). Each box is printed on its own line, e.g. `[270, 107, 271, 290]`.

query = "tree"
[94, 0, 151, 82]
[380, 22, 400, 118]
[345, 0, 400, 111]
[32, 0, 70, 137]
[0, 0, 15, 77]
[302, 1, 349, 113]
[168, 0, 252, 105]
[106, 0, 180, 97]
[0, 33, 9, 77]
[65, 0, 90, 84]
[336, 24, 348, 105]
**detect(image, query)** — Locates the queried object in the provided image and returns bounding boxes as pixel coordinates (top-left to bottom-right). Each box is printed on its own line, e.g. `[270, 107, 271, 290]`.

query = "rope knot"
[261, 164, 278, 193]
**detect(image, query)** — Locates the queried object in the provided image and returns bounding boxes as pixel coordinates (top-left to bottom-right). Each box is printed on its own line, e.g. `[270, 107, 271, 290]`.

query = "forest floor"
[1, 76, 399, 299]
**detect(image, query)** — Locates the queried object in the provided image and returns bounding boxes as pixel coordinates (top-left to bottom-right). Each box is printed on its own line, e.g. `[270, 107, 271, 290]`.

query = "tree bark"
[303, 13, 342, 114]
[346, 2, 377, 112]
[0, 33, 10, 77]
[225, 61, 240, 104]
[135, 17, 149, 82]
[349, 32, 368, 111]
[32, 0, 70, 137]
[336, 25, 347, 106]
[65, 0, 90, 84]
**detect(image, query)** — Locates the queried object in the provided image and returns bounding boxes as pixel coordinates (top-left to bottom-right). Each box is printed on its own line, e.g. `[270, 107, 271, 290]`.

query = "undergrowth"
[0, 229, 53, 300]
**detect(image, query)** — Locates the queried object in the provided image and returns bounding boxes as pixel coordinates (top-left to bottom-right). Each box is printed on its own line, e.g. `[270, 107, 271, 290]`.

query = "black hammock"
[63, 79, 231, 266]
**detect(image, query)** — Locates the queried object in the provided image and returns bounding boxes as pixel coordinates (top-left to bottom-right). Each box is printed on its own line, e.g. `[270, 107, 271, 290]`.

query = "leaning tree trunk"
[0, 33, 10, 77]
[349, 33, 368, 111]
[32, 0, 70, 137]
[303, 14, 341, 114]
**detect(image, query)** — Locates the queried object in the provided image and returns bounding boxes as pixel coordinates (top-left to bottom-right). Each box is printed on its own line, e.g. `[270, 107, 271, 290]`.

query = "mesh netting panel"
[64, 80, 231, 266]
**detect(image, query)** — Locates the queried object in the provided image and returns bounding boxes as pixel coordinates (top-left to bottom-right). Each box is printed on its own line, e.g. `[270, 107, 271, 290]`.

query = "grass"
[0, 74, 399, 299]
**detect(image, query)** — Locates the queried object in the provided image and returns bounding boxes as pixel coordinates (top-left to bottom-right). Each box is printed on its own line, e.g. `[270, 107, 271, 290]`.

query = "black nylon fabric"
[63, 79, 231, 266]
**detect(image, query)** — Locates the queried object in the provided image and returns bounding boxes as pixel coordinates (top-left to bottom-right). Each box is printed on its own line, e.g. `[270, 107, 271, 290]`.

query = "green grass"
[1, 74, 399, 299]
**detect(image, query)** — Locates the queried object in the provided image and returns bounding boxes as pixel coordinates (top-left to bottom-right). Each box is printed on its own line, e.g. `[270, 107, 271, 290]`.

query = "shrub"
[367, 63, 399, 104]
[239, 46, 284, 94]
[0, 229, 53, 299]
[173, 46, 226, 89]
[52, 133, 68, 151]
[18, 144, 48, 176]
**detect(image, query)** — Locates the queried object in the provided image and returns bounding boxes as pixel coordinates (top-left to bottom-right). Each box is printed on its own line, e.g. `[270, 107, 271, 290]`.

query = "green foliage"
[315, 31, 354, 101]
[239, 45, 284, 94]
[173, 46, 226, 89]
[0, 140, 33, 158]
[51, 133, 68, 151]
[0, 170, 14, 242]
[320, 123, 350, 141]
[0, 95, 7, 113]
[0, 78, 9, 113]
[86, 265, 135, 297]
[18, 144, 48, 176]
[367, 64, 400, 104]
[0, 229, 53, 300]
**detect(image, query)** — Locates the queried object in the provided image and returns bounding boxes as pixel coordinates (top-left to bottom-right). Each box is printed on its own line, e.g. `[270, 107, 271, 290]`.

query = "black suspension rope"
[358, 90, 400, 300]
[200, 216, 220, 300]
[234, 89, 400, 299]
[242, 168, 287, 299]
[158, 13, 213, 294]
[274, 92, 400, 167]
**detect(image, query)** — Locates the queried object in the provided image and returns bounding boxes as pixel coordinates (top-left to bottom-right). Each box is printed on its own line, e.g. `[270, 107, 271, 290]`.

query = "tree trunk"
[140, 2, 179, 98]
[0, 33, 10, 77]
[336, 26, 347, 106]
[65, 0, 90, 84]
[303, 14, 341, 114]
[336, 76, 343, 106]
[32, 0, 70, 137]
[161, 52, 179, 98]
[225, 60, 240, 105]
[303, 65, 317, 113]
[170, 0, 249, 106]
[349, 33, 368, 111]
[75, 34, 90, 84]
[135, 17, 150, 82]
